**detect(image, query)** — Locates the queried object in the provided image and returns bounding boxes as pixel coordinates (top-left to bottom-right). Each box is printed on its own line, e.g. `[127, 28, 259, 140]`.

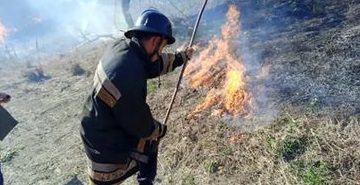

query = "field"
[1, 1, 359, 184]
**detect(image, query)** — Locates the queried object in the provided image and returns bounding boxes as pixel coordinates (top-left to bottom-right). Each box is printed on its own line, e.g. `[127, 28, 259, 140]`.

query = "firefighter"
[80, 9, 194, 185]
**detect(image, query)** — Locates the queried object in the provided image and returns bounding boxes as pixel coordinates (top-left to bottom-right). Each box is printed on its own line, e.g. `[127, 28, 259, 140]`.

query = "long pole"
[163, 0, 208, 124]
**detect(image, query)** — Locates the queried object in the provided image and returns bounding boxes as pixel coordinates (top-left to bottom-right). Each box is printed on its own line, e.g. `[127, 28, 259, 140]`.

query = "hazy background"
[0, 0, 229, 56]
[0, 0, 127, 55]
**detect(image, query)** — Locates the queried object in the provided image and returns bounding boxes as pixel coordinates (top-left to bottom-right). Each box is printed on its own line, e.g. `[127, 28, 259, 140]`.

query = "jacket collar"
[128, 37, 152, 65]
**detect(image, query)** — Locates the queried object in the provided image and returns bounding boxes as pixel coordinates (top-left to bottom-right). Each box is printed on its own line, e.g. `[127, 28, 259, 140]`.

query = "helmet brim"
[125, 26, 176, 45]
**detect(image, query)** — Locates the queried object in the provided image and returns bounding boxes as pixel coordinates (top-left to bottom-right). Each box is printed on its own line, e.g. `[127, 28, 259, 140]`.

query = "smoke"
[0, 0, 128, 55]
[182, 1, 291, 125]
[0, 0, 229, 56]
[0, 18, 7, 43]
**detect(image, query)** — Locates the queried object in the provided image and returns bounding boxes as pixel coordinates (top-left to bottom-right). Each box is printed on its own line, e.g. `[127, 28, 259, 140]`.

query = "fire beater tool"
[163, 0, 208, 124]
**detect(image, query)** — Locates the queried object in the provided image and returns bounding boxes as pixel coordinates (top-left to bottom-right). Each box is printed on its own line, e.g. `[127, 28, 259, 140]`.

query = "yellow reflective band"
[96, 61, 121, 100]
[160, 53, 175, 74]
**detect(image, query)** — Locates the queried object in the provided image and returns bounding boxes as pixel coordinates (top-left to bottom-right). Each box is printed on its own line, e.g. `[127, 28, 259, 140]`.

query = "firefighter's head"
[125, 9, 175, 61]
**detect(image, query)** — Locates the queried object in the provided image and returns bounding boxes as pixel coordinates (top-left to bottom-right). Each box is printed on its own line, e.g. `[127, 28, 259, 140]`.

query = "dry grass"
[0, 1, 359, 185]
[154, 104, 360, 184]
[147, 1, 360, 184]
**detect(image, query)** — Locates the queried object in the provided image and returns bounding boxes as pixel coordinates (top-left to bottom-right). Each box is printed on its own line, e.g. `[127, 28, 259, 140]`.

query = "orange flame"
[0, 19, 7, 44]
[186, 5, 254, 117]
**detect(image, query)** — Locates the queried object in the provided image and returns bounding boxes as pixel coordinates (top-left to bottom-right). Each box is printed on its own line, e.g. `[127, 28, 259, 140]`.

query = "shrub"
[279, 135, 309, 161]
[23, 67, 51, 82]
[71, 63, 86, 76]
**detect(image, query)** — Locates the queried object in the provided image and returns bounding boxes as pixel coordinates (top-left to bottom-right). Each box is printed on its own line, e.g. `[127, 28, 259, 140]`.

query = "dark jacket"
[80, 37, 185, 164]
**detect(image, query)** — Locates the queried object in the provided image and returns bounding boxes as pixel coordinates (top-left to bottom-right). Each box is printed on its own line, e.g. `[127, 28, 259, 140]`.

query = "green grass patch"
[182, 175, 196, 185]
[147, 80, 158, 94]
[266, 115, 313, 161]
[266, 135, 277, 150]
[278, 135, 309, 161]
[293, 160, 331, 185]
[0, 149, 17, 163]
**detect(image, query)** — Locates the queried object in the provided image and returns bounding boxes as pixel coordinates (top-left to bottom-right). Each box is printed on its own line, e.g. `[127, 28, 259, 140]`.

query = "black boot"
[137, 150, 158, 185]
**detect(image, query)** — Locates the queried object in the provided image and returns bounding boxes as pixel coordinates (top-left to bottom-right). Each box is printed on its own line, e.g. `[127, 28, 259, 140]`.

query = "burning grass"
[155, 2, 360, 184]
[185, 5, 254, 118]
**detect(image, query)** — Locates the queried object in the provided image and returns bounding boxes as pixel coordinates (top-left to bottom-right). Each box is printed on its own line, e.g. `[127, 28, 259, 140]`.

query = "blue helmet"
[124, 9, 176, 45]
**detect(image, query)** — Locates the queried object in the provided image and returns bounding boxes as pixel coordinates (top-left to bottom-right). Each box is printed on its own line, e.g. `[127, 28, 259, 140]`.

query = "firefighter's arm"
[146, 47, 194, 79]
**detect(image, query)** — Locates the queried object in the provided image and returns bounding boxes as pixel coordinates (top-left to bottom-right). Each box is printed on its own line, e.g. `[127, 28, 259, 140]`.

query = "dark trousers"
[88, 150, 158, 185]
[137, 150, 158, 185]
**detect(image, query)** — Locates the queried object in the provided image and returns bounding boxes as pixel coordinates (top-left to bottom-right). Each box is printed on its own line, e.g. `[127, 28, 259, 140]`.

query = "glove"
[178, 47, 195, 63]
[141, 120, 166, 145]
[154, 120, 167, 140]
[184, 47, 194, 60]
[141, 121, 166, 154]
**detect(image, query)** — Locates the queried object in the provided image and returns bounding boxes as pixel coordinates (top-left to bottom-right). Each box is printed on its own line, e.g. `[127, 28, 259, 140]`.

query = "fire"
[0, 18, 7, 44]
[186, 5, 254, 117]
[224, 70, 248, 114]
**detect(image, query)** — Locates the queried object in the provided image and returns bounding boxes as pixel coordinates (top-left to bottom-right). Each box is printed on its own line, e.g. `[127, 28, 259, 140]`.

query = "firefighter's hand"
[178, 46, 195, 62]
[184, 47, 195, 60]
[155, 120, 167, 139]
